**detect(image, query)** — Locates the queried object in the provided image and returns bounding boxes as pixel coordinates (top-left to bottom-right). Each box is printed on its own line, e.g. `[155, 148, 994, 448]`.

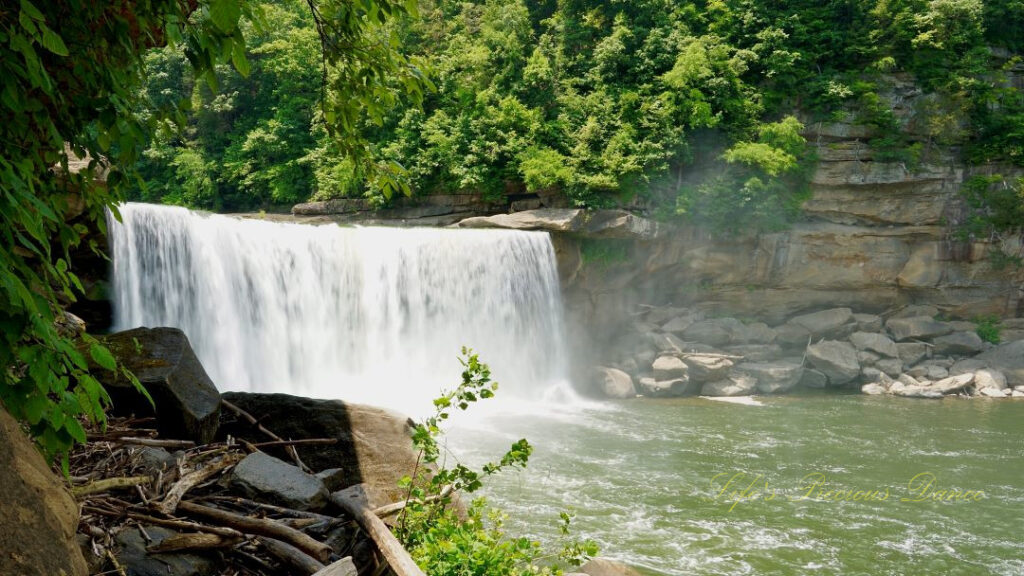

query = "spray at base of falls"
[108, 203, 576, 417]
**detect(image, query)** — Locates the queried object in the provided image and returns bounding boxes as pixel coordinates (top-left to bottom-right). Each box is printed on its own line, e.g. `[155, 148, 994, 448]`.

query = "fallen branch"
[331, 484, 426, 576]
[257, 536, 326, 575]
[126, 512, 243, 540]
[205, 495, 339, 523]
[372, 484, 454, 518]
[73, 476, 151, 499]
[222, 399, 311, 473]
[116, 437, 196, 449]
[148, 532, 241, 553]
[156, 453, 241, 515]
[177, 501, 333, 563]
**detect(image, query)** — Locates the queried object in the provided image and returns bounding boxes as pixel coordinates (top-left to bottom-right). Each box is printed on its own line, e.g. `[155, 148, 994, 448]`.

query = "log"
[72, 476, 151, 499]
[331, 485, 426, 576]
[205, 495, 339, 522]
[177, 501, 333, 563]
[312, 557, 359, 576]
[156, 452, 241, 515]
[258, 537, 325, 575]
[147, 532, 241, 553]
[126, 512, 244, 539]
[116, 437, 196, 449]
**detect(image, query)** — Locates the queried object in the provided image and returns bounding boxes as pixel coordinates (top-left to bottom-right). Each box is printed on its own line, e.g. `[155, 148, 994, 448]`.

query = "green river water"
[450, 392, 1024, 576]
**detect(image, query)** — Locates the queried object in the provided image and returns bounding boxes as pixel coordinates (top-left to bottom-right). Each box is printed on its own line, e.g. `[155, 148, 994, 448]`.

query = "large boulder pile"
[587, 304, 1024, 400]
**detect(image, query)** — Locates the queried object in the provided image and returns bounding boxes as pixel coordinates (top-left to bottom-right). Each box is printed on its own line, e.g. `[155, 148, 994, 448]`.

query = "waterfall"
[108, 203, 570, 415]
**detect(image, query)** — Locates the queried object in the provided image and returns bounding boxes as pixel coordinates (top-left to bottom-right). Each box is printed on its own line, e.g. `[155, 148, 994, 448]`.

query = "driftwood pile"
[68, 400, 426, 576]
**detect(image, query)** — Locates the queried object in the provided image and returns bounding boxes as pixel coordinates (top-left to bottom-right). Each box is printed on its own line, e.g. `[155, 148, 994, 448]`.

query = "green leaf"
[209, 0, 241, 33]
[20, 0, 44, 21]
[89, 343, 116, 371]
[39, 25, 69, 57]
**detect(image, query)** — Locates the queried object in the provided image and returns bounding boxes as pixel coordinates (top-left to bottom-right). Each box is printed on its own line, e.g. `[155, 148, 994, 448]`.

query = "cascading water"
[108, 202, 571, 415]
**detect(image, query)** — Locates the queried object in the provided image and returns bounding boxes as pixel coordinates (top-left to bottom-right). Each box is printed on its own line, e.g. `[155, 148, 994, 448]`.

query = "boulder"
[724, 344, 783, 362]
[974, 369, 1007, 391]
[652, 355, 688, 380]
[798, 368, 828, 389]
[98, 327, 221, 444]
[219, 393, 420, 503]
[896, 342, 930, 367]
[861, 383, 887, 395]
[701, 374, 757, 397]
[579, 557, 643, 576]
[932, 331, 984, 356]
[979, 387, 1009, 398]
[316, 468, 348, 493]
[949, 358, 987, 376]
[649, 332, 686, 354]
[897, 374, 922, 387]
[974, 340, 1024, 386]
[682, 319, 735, 346]
[594, 367, 636, 399]
[231, 452, 329, 511]
[852, 313, 883, 332]
[849, 332, 899, 358]
[892, 385, 944, 399]
[681, 355, 733, 383]
[931, 373, 975, 395]
[857, 350, 881, 366]
[0, 408, 88, 576]
[638, 377, 700, 397]
[133, 446, 178, 475]
[774, 322, 811, 346]
[890, 305, 940, 319]
[732, 322, 777, 344]
[875, 358, 903, 377]
[907, 364, 948, 380]
[806, 340, 860, 385]
[885, 316, 953, 341]
[114, 526, 217, 576]
[661, 313, 699, 334]
[737, 360, 804, 394]
[789, 308, 853, 336]
[646, 306, 693, 325]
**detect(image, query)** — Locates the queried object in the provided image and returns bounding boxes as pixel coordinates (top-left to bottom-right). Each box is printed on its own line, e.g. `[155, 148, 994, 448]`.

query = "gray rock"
[974, 340, 1024, 386]
[933, 331, 984, 356]
[724, 344, 784, 362]
[853, 313, 883, 332]
[931, 373, 975, 395]
[231, 452, 328, 511]
[979, 387, 1009, 398]
[798, 368, 828, 389]
[775, 322, 811, 346]
[789, 308, 853, 336]
[907, 364, 948, 380]
[849, 332, 899, 358]
[646, 306, 693, 325]
[886, 316, 954, 341]
[974, 369, 1007, 391]
[134, 447, 178, 475]
[890, 304, 939, 319]
[649, 332, 686, 354]
[97, 327, 221, 444]
[861, 383, 886, 395]
[1012, 390, 1024, 398]
[857, 350, 881, 366]
[316, 468, 348, 493]
[897, 342, 930, 367]
[114, 526, 216, 576]
[701, 374, 758, 397]
[898, 373, 923, 387]
[893, 386, 944, 399]
[682, 355, 733, 383]
[661, 314, 697, 334]
[682, 319, 736, 346]
[638, 377, 700, 397]
[861, 366, 883, 381]
[806, 340, 860, 385]
[949, 358, 986, 376]
[732, 322, 777, 344]
[947, 321, 977, 332]
[875, 358, 903, 377]
[594, 367, 636, 399]
[652, 355, 688, 380]
[579, 557, 643, 576]
[738, 360, 804, 394]
[631, 321, 660, 334]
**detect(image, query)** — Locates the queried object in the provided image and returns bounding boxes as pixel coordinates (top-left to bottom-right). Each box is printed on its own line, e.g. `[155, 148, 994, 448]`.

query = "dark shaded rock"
[638, 377, 700, 397]
[114, 526, 216, 576]
[896, 342, 930, 367]
[885, 316, 953, 341]
[593, 367, 636, 399]
[316, 468, 348, 492]
[798, 368, 828, 389]
[890, 304, 939, 319]
[875, 358, 903, 377]
[732, 322, 777, 344]
[682, 355, 733, 383]
[774, 322, 811, 346]
[852, 313, 883, 332]
[0, 408, 88, 576]
[932, 331, 984, 356]
[724, 344, 784, 362]
[849, 331, 899, 358]
[133, 447, 178, 475]
[682, 319, 736, 346]
[231, 452, 328, 511]
[97, 327, 220, 444]
[219, 393, 420, 503]
[649, 332, 686, 353]
[806, 340, 860, 385]
[789, 308, 853, 336]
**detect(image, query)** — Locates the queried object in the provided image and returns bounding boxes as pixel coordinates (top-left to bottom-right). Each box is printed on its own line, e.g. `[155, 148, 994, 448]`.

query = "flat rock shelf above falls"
[107, 202, 572, 414]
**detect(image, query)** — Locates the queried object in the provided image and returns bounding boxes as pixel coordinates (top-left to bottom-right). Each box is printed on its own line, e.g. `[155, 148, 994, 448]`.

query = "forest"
[130, 0, 1024, 232]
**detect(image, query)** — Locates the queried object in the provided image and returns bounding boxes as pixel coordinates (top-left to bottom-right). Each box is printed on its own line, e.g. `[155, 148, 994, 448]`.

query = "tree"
[0, 0, 426, 464]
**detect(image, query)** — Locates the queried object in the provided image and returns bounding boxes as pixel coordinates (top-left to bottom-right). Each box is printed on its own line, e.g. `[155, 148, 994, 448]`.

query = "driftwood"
[222, 399, 312, 473]
[72, 476, 152, 499]
[331, 485, 426, 576]
[126, 512, 244, 539]
[148, 532, 241, 553]
[679, 352, 745, 360]
[313, 558, 360, 576]
[177, 501, 333, 563]
[251, 438, 338, 449]
[205, 495, 340, 523]
[372, 484, 454, 518]
[117, 437, 196, 449]
[157, 453, 242, 515]
[257, 537, 326, 575]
